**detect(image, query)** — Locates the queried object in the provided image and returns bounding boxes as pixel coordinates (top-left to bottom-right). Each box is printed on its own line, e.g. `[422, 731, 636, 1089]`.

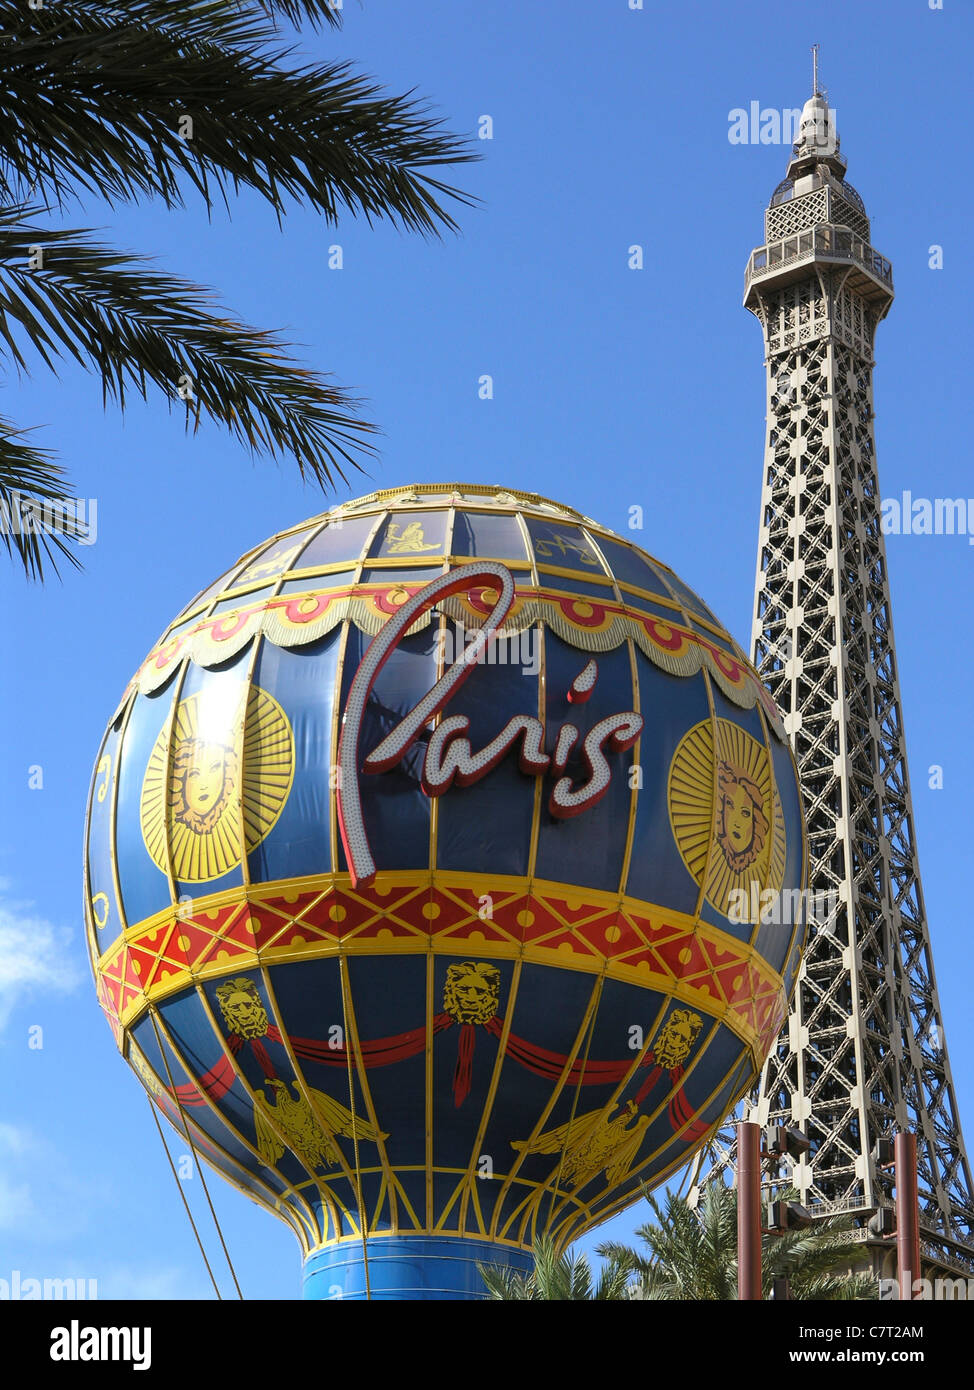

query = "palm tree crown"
[478, 1186, 879, 1300]
[0, 0, 477, 576]
[479, 1236, 633, 1301]
[598, 1184, 880, 1301]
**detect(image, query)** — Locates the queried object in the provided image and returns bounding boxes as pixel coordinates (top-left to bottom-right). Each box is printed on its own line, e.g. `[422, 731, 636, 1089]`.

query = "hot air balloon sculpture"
[84, 484, 807, 1299]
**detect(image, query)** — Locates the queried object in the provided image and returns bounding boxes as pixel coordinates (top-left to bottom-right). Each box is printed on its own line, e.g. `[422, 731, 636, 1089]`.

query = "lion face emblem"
[715, 760, 769, 873]
[442, 962, 501, 1025]
[169, 736, 238, 835]
[652, 1009, 703, 1070]
[216, 976, 269, 1038]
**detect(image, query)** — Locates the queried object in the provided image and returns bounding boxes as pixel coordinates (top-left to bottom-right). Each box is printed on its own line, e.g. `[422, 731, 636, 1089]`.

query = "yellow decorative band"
[92, 872, 788, 1068]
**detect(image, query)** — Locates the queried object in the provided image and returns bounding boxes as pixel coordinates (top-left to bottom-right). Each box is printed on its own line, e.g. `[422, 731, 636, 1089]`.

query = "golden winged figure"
[512, 1100, 651, 1190]
[254, 1079, 388, 1171]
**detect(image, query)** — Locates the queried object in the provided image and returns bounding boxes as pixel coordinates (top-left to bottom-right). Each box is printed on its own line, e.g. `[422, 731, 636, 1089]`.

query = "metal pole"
[895, 1131, 920, 1301]
[737, 1121, 762, 1301]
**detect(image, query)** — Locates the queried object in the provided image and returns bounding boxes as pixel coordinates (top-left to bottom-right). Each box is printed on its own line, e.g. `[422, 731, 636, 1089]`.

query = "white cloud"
[0, 1124, 35, 1229]
[0, 1123, 101, 1240]
[0, 891, 84, 1030]
[0, 1121, 32, 1155]
[0, 1172, 39, 1233]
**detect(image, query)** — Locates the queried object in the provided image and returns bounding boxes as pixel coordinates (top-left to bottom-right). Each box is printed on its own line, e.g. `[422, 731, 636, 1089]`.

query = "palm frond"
[605, 1182, 877, 1301]
[0, 1, 479, 233]
[478, 1262, 538, 1301]
[595, 1238, 656, 1280]
[0, 207, 377, 487]
[254, 0, 346, 27]
[479, 1236, 632, 1301]
[793, 1270, 879, 1301]
[0, 419, 83, 579]
[593, 1259, 638, 1301]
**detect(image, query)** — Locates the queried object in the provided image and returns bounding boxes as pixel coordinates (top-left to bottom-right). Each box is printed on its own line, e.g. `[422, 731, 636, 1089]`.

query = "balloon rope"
[339, 956, 372, 1301]
[148, 1008, 245, 1299]
[674, 1153, 698, 1199]
[544, 980, 603, 1243]
[146, 1096, 223, 1299]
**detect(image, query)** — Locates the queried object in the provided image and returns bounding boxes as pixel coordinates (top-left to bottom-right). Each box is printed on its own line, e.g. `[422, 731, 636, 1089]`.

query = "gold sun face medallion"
[140, 685, 294, 883]
[667, 718, 786, 920]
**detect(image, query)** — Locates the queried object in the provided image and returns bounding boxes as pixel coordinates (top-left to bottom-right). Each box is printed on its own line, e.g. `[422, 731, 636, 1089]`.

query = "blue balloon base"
[302, 1235, 535, 1300]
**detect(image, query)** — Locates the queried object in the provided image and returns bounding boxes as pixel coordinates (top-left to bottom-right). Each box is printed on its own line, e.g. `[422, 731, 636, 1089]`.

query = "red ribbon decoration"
[171, 1035, 244, 1104]
[453, 1024, 477, 1107]
[166, 1015, 700, 1135]
[667, 1065, 711, 1141]
[267, 1017, 453, 1067]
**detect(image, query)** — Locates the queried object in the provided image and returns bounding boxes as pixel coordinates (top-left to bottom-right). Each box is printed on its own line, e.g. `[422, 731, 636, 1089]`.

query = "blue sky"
[2, 0, 973, 1299]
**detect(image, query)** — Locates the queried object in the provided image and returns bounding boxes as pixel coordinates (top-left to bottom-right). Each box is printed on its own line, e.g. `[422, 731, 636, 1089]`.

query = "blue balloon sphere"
[85, 484, 807, 1298]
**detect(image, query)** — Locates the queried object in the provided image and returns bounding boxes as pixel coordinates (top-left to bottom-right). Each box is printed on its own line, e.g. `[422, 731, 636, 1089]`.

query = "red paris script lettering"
[337, 565, 642, 889]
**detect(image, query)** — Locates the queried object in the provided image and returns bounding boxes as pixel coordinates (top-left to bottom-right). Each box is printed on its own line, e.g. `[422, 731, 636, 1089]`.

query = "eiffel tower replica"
[696, 61, 974, 1277]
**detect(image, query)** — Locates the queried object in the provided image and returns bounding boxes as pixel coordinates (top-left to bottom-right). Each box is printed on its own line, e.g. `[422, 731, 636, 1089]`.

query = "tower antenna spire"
[812, 43, 820, 97]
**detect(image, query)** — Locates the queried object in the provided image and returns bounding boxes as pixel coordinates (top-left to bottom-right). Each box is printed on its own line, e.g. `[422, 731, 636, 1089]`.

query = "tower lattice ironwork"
[698, 86, 974, 1275]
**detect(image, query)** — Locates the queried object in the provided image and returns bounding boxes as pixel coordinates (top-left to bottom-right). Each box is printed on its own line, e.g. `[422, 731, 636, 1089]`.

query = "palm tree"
[597, 1184, 879, 1300]
[479, 1236, 634, 1301]
[0, 0, 477, 576]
